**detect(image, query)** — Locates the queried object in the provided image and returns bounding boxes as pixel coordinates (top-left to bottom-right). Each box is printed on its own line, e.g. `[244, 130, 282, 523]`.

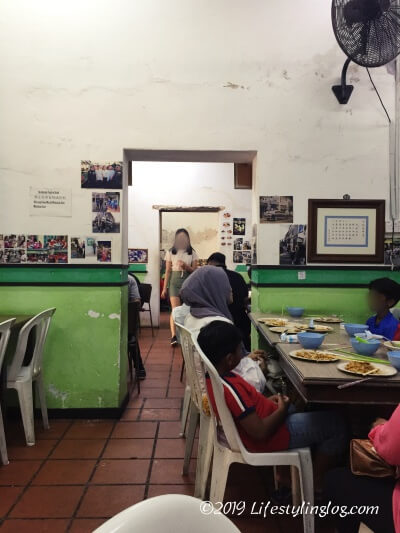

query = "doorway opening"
[124, 150, 257, 329]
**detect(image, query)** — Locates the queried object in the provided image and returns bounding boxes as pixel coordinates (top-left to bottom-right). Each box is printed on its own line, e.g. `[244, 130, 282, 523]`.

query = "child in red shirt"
[198, 321, 347, 491]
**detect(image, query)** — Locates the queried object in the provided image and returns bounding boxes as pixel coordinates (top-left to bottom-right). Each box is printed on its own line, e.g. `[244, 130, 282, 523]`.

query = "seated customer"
[325, 405, 400, 533]
[207, 252, 251, 351]
[366, 278, 400, 340]
[197, 321, 347, 492]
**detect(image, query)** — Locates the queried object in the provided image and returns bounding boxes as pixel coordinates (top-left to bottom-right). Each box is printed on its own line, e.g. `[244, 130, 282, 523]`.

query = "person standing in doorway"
[161, 228, 198, 346]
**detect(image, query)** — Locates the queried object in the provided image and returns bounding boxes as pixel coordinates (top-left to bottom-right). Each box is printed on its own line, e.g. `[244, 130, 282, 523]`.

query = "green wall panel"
[0, 285, 126, 408]
[0, 265, 127, 284]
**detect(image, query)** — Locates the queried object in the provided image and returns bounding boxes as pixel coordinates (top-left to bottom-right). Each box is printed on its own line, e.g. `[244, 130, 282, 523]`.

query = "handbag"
[350, 439, 399, 478]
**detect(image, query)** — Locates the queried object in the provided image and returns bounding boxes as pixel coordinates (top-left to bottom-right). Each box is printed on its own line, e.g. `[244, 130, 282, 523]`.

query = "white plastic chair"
[0, 318, 16, 465]
[176, 323, 214, 499]
[7, 308, 56, 446]
[192, 336, 315, 533]
[94, 494, 240, 533]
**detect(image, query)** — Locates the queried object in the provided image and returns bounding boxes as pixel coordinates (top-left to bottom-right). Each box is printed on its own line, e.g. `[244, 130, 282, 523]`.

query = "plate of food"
[289, 350, 339, 362]
[337, 361, 397, 377]
[383, 340, 400, 351]
[269, 326, 288, 333]
[259, 318, 288, 327]
[308, 325, 333, 333]
[313, 316, 342, 324]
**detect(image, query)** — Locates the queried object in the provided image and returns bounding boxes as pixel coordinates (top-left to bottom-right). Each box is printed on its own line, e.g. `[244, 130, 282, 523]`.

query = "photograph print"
[233, 218, 246, 235]
[27, 235, 48, 263]
[71, 237, 86, 260]
[92, 192, 120, 213]
[279, 224, 307, 265]
[44, 235, 68, 263]
[1, 234, 27, 263]
[128, 248, 148, 263]
[233, 238, 243, 251]
[81, 160, 123, 189]
[384, 233, 400, 266]
[97, 240, 112, 262]
[233, 251, 243, 263]
[260, 196, 293, 223]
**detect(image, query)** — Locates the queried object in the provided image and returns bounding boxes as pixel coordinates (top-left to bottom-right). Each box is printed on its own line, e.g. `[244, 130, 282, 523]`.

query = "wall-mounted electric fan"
[332, 0, 400, 103]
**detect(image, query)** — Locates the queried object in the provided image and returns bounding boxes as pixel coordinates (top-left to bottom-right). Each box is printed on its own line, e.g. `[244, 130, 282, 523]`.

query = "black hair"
[207, 252, 226, 266]
[171, 228, 193, 255]
[369, 277, 400, 305]
[197, 321, 242, 367]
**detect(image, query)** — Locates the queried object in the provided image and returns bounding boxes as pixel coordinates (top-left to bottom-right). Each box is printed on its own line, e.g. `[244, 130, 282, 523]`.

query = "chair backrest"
[94, 494, 240, 533]
[175, 323, 204, 410]
[0, 318, 16, 372]
[192, 335, 247, 455]
[139, 283, 152, 304]
[8, 308, 56, 382]
[128, 301, 140, 337]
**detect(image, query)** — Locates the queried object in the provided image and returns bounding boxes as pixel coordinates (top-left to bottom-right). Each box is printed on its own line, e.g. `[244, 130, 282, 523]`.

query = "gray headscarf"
[180, 265, 233, 320]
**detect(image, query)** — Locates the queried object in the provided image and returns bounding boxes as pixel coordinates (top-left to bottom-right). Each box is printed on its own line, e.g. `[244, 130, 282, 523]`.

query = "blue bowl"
[388, 351, 400, 371]
[350, 337, 380, 356]
[297, 332, 325, 350]
[286, 307, 305, 318]
[344, 323, 369, 337]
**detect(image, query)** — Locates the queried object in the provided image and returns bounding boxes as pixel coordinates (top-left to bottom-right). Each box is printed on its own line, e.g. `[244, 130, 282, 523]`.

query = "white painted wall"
[0, 0, 394, 266]
[129, 162, 252, 323]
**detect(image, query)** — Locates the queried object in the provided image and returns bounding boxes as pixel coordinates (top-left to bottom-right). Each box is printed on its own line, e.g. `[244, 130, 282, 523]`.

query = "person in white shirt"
[161, 228, 198, 346]
[95, 165, 104, 182]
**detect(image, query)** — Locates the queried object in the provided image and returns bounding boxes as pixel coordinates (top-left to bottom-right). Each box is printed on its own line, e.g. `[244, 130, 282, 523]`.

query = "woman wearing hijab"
[180, 265, 266, 392]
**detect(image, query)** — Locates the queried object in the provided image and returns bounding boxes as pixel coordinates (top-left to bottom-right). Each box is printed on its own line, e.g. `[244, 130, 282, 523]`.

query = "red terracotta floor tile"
[154, 438, 187, 458]
[135, 388, 166, 398]
[0, 487, 23, 517]
[126, 395, 144, 408]
[140, 408, 181, 421]
[0, 460, 42, 486]
[77, 485, 145, 518]
[111, 421, 157, 439]
[144, 398, 182, 409]
[167, 388, 186, 398]
[0, 519, 70, 532]
[33, 460, 96, 485]
[35, 420, 72, 440]
[69, 518, 106, 532]
[91, 459, 150, 484]
[158, 421, 183, 438]
[51, 439, 106, 459]
[64, 420, 115, 439]
[120, 408, 140, 421]
[102, 439, 154, 459]
[10, 486, 84, 518]
[147, 484, 194, 497]
[8, 440, 58, 460]
[150, 459, 196, 484]
[138, 378, 169, 388]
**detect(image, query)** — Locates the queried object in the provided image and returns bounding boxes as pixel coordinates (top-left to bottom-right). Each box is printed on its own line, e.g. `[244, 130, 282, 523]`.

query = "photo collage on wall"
[0, 234, 68, 264]
[219, 212, 251, 265]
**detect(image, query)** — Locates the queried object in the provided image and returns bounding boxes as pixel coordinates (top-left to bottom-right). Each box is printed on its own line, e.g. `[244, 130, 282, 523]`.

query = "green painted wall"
[0, 285, 127, 409]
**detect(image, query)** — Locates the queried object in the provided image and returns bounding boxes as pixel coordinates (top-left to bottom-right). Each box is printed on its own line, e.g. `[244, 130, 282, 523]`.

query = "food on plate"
[344, 361, 380, 375]
[314, 316, 342, 323]
[309, 325, 333, 333]
[291, 350, 338, 362]
[259, 318, 288, 327]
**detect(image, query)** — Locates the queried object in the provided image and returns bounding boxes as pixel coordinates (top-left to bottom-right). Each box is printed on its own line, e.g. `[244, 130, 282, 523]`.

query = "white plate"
[313, 316, 342, 324]
[337, 361, 397, 377]
[289, 350, 339, 363]
[269, 327, 288, 333]
[383, 341, 400, 351]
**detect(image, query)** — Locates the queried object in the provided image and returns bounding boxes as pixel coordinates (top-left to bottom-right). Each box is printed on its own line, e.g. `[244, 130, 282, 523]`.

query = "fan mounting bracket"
[332, 83, 354, 104]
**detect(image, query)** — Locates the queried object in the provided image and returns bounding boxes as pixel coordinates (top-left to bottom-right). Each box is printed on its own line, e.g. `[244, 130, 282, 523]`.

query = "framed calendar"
[307, 199, 385, 263]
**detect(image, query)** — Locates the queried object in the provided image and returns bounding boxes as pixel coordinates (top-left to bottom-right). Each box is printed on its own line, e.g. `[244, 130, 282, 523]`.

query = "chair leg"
[182, 402, 199, 476]
[149, 306, 154, 337]
[180, 359, 185, 382]
[0, 404, 9, 465]
[133, 344, 141, 395]
[290, 465, 301, 507]
[209, 444, 232, 504]
[16, 382, 35, 446]
[195, 414, 214, 499]
[180, 386, 191, 437]
[35, 375, 49, 430]
[298, 450, 315, 533]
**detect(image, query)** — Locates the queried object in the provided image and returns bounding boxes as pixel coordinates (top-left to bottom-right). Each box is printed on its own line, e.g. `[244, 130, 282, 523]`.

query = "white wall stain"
[47, 384, 69, 408]
[98, 397, 103, 407]
[108, 313, 120, 320]
[87, 310, 100, 318]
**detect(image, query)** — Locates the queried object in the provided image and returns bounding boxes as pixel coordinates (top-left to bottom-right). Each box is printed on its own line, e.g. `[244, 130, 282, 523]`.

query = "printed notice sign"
[30, 187, 72, 217]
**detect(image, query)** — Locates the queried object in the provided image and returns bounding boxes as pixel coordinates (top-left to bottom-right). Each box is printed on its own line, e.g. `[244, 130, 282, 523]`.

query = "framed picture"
[128, 248, 148, 263]
[260, 196, 293, 223]
[81, 160, 123, 189]
[307, 199, 385, 263]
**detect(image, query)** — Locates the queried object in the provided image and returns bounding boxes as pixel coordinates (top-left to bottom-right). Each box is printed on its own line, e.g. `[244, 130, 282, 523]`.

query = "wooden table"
[250, 312, 400, 405]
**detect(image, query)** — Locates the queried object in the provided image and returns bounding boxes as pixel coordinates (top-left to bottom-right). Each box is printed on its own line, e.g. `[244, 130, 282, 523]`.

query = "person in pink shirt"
[325, 405, 400, 533]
